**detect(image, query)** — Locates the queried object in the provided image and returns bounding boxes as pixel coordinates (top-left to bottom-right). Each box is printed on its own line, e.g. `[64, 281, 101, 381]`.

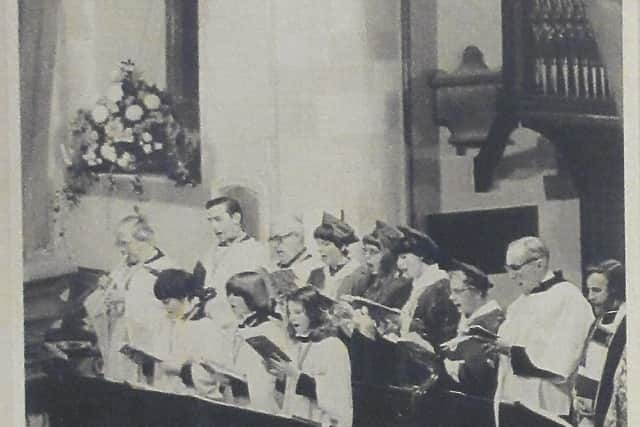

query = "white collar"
[465, 299, 501, 323]
[413, 263, 448, 291]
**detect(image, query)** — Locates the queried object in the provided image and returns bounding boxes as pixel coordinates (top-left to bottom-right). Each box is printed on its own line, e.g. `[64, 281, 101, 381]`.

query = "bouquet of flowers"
[62, 60, 200, 202]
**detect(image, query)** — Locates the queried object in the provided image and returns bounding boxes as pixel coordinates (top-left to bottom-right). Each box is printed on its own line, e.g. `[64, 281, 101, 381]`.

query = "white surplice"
[232, 318, 289, 412]
[495, 272, 594, 419]
[399, 263, 448, 336]
[281, 337, 353, 427]
[84, 253, 176, 382]
[154, 316, 234, 394]
[198, 234, 270, 326]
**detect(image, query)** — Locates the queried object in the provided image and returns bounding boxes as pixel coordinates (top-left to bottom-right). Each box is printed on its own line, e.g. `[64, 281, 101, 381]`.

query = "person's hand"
[574, 396, 595, 418]
[159, 360, 184, 376]
[482, 338, 512, 357]
[377, 315, 401, 337]
[98, 274, 114, 290]
[352, 308, 377, 339]
[267, 356, 299, 378]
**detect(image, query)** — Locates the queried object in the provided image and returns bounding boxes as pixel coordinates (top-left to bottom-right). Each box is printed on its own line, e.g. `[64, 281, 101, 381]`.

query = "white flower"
[105, 119, 124, 138]
[91, 105, 109, 124]
[117, 128, 134, 143]
[107, 84, 124, 102]
[125, 105, 144, 122]
[117, 152, 136, 170]
[143, 94, 161, 110]
[116, 157, 129, 169]
[153, 142, 164, 151]
[143, 144, 153, 154]
[142, 132, 153, 143]
[100, 144, 117, 162]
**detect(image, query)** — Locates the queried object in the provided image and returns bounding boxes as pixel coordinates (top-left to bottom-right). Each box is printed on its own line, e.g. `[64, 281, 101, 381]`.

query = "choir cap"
[362, 220, 404, 251]
[449, 259, 493, 292]
[396, 225, 446, 264]
[313, 212, 359, 248]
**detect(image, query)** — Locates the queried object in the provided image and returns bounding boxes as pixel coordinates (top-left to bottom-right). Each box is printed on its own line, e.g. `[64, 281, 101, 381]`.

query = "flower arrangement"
[61, 59, 200, 205]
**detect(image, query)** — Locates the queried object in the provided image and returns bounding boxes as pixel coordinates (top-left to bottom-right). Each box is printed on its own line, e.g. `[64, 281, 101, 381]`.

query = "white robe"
[190, 316, 288, 413]
[281, 337, 353, 427]
[399, 264, 448, 337]
[495, 273, 594, 419]
[84, 254, 175, 382]
[154, 317, 233, 394]
[198, 235, 270, 326]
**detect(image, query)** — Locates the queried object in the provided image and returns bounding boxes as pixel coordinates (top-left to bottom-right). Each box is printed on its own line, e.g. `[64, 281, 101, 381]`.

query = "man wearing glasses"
[489, 236, 594, 424]
[268, 214, 322, 285]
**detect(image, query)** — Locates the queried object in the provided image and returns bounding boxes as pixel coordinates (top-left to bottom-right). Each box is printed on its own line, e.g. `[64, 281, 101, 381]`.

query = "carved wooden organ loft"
[432, 0, 623, 264]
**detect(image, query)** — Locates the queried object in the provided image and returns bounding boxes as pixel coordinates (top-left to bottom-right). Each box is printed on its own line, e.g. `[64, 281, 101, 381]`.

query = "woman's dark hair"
[286, 286, 336, 341]
[586, 259, 625, 302]
[362, 237, 398, 278]
[313, 224, 349, 253]
[153, 269, 199, 301]
[226, 271, 272, 315]
[448, 260, 493, 298]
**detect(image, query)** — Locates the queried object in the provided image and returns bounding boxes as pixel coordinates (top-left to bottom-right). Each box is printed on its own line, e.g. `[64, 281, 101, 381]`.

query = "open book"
[440, 327, 498, 361]
[465, 325, 499, 340]
[119, 344, 165, 364]
[341, 295, 401, 324]
[244, 336, 291, 362]
[199, 360, 247, 383]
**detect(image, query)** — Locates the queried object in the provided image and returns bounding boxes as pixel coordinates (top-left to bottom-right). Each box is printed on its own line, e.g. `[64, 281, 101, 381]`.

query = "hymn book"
[119, 344, 165, 364]
[199, 360, 247, 383]
[245, 335, 292, 362]
[341, 295, 402, 324]
[440, 326, 499, 361]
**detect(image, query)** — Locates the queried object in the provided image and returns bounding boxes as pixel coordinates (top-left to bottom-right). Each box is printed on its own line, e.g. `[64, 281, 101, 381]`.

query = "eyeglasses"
[269, 232, 295, 244]
[504, 257, 540, 272]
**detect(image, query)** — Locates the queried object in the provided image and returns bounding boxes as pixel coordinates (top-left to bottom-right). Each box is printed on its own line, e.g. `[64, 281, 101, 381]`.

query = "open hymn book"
[439, 325, 499, 361]
[244, 335, 292, 362]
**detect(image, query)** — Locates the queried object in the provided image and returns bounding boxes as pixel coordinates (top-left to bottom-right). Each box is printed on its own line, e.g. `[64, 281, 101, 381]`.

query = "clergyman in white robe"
[495, 271, 594, 418]
[84, 252, 175, 382]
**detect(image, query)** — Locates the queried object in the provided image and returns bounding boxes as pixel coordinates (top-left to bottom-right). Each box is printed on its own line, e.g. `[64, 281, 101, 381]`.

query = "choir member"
[268, 287, 353, 427]
[84, 214, 176, 383]
[394, 226, 460, 346]
[442, 261, 504, 398]
[347, 220, 411, 308]
[269, 214, 322, 287]
[200, 272, 289, 413]
[193, 196, 270, 328]
[575, 260, 626, 427]
[586, 259, 625, 318]
[489, 237, 594, 423]
[151, 269, 232, 394]
[307, 212, 363, 299]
